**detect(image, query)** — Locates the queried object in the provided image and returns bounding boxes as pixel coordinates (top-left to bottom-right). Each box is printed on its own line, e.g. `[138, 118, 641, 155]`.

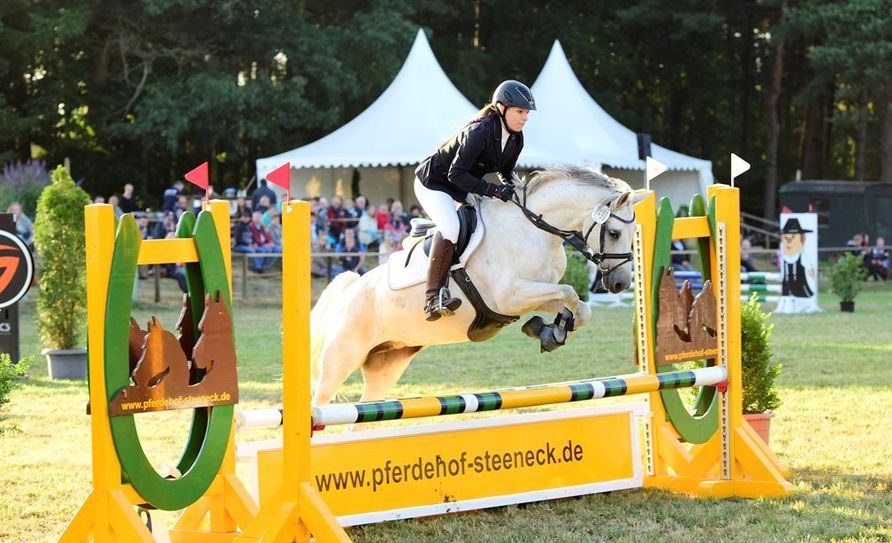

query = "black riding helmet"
[492, 80, 536, 111]
[492, 80, 535, 135]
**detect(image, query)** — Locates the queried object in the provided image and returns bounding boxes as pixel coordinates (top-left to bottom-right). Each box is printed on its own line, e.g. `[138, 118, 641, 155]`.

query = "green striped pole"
[236, 366, 728, 430]
[311, 366, 727, 427]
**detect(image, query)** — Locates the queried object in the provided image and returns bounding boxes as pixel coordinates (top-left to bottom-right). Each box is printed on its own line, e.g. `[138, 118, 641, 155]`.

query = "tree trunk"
[764, 1, 786, 220]
[855, 90, 868, 180]
[881, 97, 892, 183]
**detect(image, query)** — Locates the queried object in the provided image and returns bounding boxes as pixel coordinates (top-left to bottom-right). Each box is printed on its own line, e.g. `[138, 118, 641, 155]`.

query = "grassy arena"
[1, 278, 890, 542]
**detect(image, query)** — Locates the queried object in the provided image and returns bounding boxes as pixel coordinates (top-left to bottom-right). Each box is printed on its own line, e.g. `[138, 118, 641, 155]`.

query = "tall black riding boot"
[424, 233, 462, 321]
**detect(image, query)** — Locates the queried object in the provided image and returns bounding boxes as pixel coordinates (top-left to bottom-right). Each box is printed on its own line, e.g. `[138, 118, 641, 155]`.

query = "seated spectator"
[384, 212, 408, 242]
[107, 195, 124, 218]
[390, 200, 410, 226]
[865, 237, 889, 281]
[7, 202, 33, 247]
[409, 204, 424, 220]
[248, 210, 279, 272]
[847, 233, 865, 256]
[378, 232, 397, 265]
[232, 211, 265, 273]
[327, 196, 349, 242]
[93, 195, 106, 204]
[175, 194, 193, 218]
[152, 212, 177, 240]
[234, 196, 252, 218]
[357, 203, 380, 246]
[741, 237, 758, 272]
[354, 195, 368, 217]
[311, 234, 332, 278]
[268, 213, 282, 248]
[333, 228, 366, 276]
[136, 215, 151, 239]
[375, 204, 391, 231]
[344, 197, 360, 222]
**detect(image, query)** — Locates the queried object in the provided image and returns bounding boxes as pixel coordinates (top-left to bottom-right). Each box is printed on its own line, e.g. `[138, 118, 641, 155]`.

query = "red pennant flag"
[266, 162, 291, 191]
[184, 161, 209, 191]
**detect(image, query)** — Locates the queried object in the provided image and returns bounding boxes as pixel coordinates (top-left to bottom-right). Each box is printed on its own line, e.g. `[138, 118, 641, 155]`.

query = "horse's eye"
[609, 229, 621, 240]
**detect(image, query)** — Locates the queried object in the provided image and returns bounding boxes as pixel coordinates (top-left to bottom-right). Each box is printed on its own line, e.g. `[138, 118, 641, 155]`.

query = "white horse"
[310, 166, 645, 405]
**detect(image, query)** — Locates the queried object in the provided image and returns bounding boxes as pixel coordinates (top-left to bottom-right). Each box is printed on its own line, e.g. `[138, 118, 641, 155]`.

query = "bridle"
[510, 183, 635, 281]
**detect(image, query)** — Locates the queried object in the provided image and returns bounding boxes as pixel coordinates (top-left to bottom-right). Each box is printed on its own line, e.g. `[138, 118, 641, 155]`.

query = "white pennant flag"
[730, 153, 750, 186]
[645, 157, 667, 190]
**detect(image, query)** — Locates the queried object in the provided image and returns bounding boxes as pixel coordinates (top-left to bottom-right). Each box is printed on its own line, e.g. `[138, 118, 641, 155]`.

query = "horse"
[310, 166, 645, 405]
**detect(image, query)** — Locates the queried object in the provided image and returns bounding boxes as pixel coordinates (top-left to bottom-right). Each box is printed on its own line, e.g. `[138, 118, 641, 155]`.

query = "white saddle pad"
[386, 204, 485, 291]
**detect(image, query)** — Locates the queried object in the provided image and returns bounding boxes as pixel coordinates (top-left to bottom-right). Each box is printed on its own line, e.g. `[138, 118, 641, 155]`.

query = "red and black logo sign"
[0, 230, 33, 309]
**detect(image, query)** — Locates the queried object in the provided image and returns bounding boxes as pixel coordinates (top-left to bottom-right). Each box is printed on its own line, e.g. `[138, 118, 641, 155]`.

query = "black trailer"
[778, 180, 892, 247]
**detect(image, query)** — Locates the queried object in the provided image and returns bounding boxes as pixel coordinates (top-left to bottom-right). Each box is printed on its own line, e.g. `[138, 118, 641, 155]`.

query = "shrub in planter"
[829, 253, 868, 311]
[740, 294, 782, 443]
[560, 246, 592, 300]
[33, 166, 91, 378]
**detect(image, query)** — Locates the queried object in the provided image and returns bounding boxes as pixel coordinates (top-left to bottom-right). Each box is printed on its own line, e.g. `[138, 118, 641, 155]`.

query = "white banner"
[776, 213, 821, 313]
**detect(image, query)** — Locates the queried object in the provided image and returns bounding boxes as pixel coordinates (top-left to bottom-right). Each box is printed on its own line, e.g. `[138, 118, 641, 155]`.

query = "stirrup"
[424, 288, 462, 321]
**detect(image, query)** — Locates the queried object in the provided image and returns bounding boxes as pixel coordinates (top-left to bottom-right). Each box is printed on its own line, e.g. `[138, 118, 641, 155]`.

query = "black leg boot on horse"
[424, 233, 462, 321]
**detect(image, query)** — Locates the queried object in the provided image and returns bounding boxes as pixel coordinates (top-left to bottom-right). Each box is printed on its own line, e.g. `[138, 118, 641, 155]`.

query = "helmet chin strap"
[497, 103, 520, 135]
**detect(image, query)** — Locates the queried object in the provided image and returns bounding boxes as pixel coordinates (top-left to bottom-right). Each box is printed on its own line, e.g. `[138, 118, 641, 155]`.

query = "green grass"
[1, 279, 891, 542]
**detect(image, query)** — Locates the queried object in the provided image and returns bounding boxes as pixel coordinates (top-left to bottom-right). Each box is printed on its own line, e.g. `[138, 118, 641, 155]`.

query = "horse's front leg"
[500, 280, 589, 352]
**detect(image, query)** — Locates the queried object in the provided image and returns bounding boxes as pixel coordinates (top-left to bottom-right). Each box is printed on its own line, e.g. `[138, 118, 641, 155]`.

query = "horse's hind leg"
[359, 346, 424, 402]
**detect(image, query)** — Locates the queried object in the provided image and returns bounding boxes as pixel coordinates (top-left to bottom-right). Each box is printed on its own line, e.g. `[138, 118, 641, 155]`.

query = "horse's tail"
[310, 272, 361, 393]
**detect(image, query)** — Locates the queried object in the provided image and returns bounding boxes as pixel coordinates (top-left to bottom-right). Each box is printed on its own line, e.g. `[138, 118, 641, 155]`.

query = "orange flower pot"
[743, 412, 774, 444]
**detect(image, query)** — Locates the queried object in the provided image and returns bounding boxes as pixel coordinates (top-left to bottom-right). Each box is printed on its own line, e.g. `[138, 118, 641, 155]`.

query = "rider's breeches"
[414, 177, 460, 243]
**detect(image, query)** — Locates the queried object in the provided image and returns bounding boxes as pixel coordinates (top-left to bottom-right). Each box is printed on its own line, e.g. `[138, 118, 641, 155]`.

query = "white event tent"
[255, 29, 482, 206]
[257, 31, 714, 207]
[524, 40, 714, 204]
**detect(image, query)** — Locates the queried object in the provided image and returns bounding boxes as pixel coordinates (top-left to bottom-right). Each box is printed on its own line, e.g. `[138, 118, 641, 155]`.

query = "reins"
[508, 182, 635, 280]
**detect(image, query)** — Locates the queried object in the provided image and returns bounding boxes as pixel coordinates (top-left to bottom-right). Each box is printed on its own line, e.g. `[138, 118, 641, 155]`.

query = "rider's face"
[502, 106, 530, 132]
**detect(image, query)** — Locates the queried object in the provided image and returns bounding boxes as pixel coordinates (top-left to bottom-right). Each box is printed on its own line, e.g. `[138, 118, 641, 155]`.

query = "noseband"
[510, 184, 635, 281]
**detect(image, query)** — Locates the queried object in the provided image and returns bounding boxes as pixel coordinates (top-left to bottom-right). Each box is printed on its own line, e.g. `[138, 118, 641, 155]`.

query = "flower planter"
[743, 412, 774, 445]
[44, 348, 88, 380]
[840, 300, 855, 312]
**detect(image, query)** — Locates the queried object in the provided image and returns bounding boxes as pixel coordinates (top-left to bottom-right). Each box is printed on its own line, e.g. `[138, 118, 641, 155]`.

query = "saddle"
[386, 199, 518, 341]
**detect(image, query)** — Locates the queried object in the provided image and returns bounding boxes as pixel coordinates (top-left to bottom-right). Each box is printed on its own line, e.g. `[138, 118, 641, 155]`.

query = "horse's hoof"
[522, 316, 545, 338]
[538, 324, 565, 353]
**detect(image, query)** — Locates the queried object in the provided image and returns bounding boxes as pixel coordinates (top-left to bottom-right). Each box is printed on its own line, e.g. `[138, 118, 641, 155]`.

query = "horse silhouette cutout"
[189, 292, 238, 400]
[109, 292, 238, 415]
[656, 270, 719, 366]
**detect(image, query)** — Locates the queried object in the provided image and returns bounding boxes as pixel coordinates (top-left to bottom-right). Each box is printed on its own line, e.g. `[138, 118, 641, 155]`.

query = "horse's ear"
[205, 293, 213, 306]
[610, 192, 632, 209]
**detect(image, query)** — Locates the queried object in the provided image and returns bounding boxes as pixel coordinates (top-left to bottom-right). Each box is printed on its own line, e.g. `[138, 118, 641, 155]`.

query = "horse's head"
[523, 167, 648, 293]
[591, 189, 647, 293]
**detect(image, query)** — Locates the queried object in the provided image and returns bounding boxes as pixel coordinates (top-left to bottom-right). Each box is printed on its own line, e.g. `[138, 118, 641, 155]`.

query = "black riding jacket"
[415, 113, 523, 202]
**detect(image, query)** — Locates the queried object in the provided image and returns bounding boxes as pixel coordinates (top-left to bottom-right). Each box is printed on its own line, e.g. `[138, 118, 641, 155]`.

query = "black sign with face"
[0, 230, 34, 309]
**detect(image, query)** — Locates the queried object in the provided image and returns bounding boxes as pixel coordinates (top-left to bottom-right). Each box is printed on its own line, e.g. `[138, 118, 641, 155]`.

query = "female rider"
[414, 80, 535, 321]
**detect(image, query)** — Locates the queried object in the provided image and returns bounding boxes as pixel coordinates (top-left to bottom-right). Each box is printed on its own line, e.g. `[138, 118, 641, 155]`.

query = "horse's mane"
[523, 165, 631, 196]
